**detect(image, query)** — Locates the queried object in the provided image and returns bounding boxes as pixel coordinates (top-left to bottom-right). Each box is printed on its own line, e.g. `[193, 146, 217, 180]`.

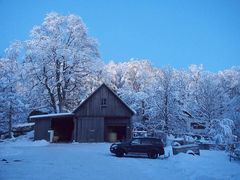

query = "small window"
[101, 98, 107, 105]
[101, 98, 107, 108]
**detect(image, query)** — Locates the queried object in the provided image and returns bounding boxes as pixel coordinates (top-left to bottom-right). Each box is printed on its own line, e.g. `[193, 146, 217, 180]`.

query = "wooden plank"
[73, 84, 134, 143]
[34, 118, 51, 141]
[76, 117, 104, 142]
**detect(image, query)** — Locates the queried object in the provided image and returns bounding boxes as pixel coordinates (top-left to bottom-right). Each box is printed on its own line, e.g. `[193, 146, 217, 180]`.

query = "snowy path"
[1, 143, 240, 180]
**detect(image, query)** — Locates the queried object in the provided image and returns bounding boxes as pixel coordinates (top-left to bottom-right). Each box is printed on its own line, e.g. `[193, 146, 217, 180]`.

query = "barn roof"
[73, 83, 135, 115]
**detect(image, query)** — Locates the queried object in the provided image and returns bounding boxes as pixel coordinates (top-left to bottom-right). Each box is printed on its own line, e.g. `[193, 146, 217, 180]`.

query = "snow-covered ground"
[0, 133, 240, 180]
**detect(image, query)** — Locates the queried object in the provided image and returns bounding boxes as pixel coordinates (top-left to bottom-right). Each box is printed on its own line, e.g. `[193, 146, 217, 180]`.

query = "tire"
[159, 149, 165, 156]
[186, 150, 195, 156]
[116, 149, 124, 157]
[148, 150, 158, 159]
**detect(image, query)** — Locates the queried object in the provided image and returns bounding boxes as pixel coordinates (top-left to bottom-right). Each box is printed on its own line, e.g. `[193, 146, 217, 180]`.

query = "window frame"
[101, 98, 107, 108]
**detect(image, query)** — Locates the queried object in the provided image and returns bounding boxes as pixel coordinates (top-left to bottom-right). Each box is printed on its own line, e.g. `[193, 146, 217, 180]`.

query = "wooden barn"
[30, 83, 135, 143]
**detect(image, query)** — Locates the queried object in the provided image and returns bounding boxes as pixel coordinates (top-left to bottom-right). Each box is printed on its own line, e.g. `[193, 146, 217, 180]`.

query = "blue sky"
[0, 0, 239, 71]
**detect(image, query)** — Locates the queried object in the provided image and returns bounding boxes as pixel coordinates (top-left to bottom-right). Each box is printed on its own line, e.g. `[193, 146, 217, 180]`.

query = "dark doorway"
[51, 118, 74, 142]
[105, 126, 127, 142]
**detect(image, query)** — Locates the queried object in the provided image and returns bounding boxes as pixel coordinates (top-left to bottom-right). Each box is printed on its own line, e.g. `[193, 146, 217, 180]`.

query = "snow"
[30, 113, 73, 119]
[13, 122, 35, 128]
[0, 131, 49, 148]
[1, 134, 240, 180]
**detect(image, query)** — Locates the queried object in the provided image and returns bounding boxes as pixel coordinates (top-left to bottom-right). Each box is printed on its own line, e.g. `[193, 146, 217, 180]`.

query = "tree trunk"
[164, 93, 169, 132]
[8, 102, 13, 138]
[55, 58, 64, 113]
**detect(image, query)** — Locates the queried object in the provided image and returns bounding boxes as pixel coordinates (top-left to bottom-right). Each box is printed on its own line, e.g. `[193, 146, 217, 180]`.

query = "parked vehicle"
[229, 143, 240, 162]
[110, 137, 165, 159]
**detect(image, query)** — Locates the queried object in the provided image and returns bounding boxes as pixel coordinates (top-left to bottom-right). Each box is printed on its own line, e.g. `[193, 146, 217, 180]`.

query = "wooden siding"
[33, 84, 134, 143]
[104, 117, 130, 125]
[34, 118, 51, 141]
[75, 85, 132, 118]
[76, 117, 104, 142]
[73, 84, 133, 142]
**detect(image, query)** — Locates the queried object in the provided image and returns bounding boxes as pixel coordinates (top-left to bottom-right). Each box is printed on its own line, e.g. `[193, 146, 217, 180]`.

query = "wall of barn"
[34, 118, 51, 141]
[75, 117, 104, 142]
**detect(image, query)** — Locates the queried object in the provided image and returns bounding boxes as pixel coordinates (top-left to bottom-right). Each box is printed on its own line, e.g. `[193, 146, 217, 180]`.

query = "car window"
[154, 140, 162, 145]
[141, 139, 152, 145]
[131, 139, 141, 145]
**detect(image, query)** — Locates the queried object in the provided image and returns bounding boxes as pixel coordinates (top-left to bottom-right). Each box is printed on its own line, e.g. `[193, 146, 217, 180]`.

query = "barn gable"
[73, 83, 135, 117]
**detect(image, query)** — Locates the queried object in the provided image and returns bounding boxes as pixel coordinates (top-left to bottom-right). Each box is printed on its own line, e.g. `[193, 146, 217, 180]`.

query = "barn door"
[80, 117, 104, 142]
[88, 129, 96, 142]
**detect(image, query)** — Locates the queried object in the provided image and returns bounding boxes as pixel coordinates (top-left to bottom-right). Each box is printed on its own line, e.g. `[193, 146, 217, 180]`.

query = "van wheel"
[186, 150, 195, 156]
[148, 151, 158, 159]
[116, 149, 124, 157]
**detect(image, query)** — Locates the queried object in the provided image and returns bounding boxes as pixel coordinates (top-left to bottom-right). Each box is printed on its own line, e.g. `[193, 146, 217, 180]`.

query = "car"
[229, 143, 240, 162]
[110, 137, 165, 159]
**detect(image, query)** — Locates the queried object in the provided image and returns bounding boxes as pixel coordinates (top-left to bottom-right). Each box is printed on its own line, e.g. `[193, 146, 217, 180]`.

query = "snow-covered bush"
[209, 118, 235, 144]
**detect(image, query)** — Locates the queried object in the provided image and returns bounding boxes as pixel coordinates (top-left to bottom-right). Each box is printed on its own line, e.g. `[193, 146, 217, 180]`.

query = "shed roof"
[30, 113, 74, 119]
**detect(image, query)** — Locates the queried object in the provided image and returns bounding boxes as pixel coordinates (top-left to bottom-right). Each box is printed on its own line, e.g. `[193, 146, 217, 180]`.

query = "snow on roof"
[13, 123, 35, 128]
[30, 113, 74, 119]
